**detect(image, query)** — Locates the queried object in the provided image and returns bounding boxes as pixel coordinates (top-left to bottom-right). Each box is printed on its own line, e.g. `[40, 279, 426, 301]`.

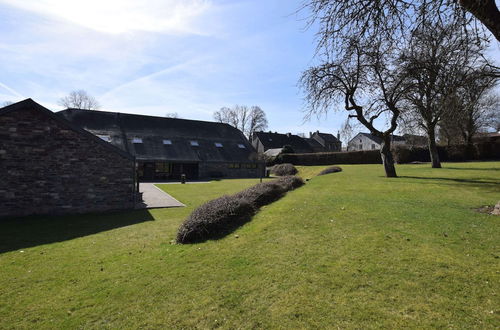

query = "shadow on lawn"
[400, 176, 500, 192]
[0, 209, 155, 254]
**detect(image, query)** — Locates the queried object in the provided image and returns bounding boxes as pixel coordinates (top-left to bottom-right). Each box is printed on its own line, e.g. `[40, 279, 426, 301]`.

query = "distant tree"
[165, 112, 179, 118]
[1, 101, 14, 107]
[213, 105, 268, 138]
[398, 21, 493, 167]
[339, 118, 355, 148]
[58, 90, 100, 110]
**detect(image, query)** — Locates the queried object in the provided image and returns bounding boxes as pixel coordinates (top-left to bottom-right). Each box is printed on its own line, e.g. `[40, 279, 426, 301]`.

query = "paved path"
[135, 183, 185, 209]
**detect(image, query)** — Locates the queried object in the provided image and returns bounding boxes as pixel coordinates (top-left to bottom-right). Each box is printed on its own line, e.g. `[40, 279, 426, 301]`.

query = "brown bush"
[318, 166, 343, 176]
[176, 176, 304, 244]
[271, 163, 298, 176]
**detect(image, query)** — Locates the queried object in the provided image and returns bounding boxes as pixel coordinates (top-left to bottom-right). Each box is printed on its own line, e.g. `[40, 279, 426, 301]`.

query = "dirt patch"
[474, 205, 499, 215]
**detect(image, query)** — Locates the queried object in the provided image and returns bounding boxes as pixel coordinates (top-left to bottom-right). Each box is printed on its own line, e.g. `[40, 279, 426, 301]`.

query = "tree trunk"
[459, 0, 500, 42]
[427, 126, 441, 168]
[380, 135, 397, 177]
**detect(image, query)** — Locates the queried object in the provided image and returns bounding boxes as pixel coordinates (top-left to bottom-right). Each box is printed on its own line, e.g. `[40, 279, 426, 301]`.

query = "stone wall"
[0, 105, 136, 218]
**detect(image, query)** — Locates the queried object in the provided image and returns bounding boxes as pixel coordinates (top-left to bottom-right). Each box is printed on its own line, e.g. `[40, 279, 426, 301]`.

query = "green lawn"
[0, 162, 499, 328]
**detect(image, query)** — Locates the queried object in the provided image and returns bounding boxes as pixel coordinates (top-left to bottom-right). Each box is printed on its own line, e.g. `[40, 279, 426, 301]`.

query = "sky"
[0, 0, 499, 138]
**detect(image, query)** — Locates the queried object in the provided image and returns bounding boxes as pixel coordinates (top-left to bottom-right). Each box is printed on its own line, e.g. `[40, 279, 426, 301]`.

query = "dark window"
[228, 163, 240, 169]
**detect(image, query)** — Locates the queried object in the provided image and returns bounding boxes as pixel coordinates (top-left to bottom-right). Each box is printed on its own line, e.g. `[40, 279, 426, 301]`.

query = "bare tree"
[58, 90, 100, 110]
[301, 0, 499, 51]
[1, 101, 14, 107]
[213, 105, 268, 138]
[440, 69, 499, 147]
[301, 40, 407, 177]
[165, 112, 179, 118]
[339, 118, 355, 149]
[399, 21, 492, 167]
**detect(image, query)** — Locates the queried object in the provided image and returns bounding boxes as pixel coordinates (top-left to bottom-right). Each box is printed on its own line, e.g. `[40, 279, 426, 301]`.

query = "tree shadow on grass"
[0, 209, 155, 254]
[399, 176, 500, 193]
[444, 167, 500, 171]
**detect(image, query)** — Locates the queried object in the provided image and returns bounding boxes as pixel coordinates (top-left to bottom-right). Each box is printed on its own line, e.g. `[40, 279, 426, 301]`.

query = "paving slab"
[135, 183, 185, 209]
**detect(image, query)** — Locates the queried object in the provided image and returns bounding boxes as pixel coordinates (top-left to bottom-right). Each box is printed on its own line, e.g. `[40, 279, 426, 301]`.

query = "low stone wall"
[0, 104, 136, 218]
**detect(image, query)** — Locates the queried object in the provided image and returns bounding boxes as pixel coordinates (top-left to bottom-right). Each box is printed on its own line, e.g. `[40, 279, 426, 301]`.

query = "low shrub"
[176, 195, 254, 244]
[271, 163, 298, 176]
[177, 176, 304, 244]
[318, 166, 342, 176]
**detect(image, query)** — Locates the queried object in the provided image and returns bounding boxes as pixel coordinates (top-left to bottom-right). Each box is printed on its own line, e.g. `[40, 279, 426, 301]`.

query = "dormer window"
[215, 142, 223, 148]
[237, 144, 246, 149]
[97, 134, 111, 142]
[132, 137, 143, 144]
[163, 139, 172, 145]
[190, 141, 199, 146]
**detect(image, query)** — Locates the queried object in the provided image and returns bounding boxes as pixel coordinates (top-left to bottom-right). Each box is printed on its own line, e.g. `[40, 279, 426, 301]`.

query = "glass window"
[163, 139, 172, 145]
[237, 144, 246, 149]
[132, 137, 143, 143]
[371, 144, 376, 150]
[215, 142, 223, 148]
[359, 144, 363, 150]
[190, 141, 199, 146]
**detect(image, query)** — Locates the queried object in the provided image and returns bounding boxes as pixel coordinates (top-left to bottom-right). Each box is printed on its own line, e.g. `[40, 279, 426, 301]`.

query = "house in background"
[347, 132, 427, 151]
[307, 131, 342, 152]
[251, 131, 314, 154]
[58, 109, 264, 181]
[0, 99, 136, 218]
[252, 130, 341, 154]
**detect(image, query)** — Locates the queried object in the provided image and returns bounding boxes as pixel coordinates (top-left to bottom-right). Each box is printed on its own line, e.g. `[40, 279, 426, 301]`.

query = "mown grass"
[0, 162, 499, 328]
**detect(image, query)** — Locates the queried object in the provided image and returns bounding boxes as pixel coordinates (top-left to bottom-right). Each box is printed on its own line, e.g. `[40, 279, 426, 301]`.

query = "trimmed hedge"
[176, 176, 304, 244]
[393, 141, 500, 163]
[275, 150, 382, 166]
[318, 166, 343, 176]
[270, 163, 298, 176]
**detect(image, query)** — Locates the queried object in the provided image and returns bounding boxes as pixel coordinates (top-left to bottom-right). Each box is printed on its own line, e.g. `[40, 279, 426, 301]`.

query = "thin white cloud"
[0, 81, 23, 98]
[0, 0, 213, 35]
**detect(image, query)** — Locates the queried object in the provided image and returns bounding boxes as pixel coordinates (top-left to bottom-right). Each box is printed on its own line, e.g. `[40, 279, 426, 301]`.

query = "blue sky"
[1, 0, 499, 138]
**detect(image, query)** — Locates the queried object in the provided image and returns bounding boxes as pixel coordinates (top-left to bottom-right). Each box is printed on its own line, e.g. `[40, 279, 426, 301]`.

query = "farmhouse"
[0, 99, 136, 218]
[347, 132, 427, 151]
[58, 109, 263, 181]
[307, 131, 342, 152]
[252, 130, 341, 154]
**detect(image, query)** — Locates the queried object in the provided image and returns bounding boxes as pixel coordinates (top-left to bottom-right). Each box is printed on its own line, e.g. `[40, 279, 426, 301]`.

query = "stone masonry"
[0, 100, 136, 218]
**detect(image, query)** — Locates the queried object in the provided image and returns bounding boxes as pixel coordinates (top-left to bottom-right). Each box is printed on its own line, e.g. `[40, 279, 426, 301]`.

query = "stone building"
[307, 131, 342, 152]
[0, 99, 136, 218]
[347, 132, 426, 151]
[251, 130, 341, 154]
[58, 109, 264, 180]
[251, 131, 315, 154]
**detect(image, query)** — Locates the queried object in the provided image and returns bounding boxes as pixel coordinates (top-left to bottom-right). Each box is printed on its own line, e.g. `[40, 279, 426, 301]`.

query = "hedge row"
[176, 176, 304, 244]
[272, 141, 499, 166]
[274, 150, 382, 166]
[393, 142, 500, 163]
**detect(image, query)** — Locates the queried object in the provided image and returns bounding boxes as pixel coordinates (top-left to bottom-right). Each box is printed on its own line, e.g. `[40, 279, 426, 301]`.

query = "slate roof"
[315, 132, 340, 143]
[0, 99, 134, 160]
[305, 138, 326, 152]
[358, 132, 406, 144]
[57, 109, 257, 163]
[253, 131, 313, 153]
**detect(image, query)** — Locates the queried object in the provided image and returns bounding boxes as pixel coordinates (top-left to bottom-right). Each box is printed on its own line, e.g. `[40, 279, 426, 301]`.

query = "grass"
[0, 162, 499, 328]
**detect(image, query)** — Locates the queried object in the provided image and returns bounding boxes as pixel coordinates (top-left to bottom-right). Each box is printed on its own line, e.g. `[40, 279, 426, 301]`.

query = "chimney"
[286, 132, 291, 137]
[309, 131, 312, 138]
[316, 130, 319, 134]
[337, 131, 340, 140]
